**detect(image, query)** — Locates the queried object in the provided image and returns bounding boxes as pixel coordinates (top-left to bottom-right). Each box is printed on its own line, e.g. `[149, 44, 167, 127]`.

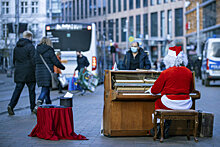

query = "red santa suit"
[151, 66, 193, 110]
[151, 46, 194, 110]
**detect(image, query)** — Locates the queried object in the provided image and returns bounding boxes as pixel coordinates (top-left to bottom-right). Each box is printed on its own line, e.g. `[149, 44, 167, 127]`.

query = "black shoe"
[7, 105, 15, 115]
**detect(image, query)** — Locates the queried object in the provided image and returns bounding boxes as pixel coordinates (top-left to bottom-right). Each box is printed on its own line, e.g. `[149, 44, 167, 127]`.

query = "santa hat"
[168, 46, 183, 57]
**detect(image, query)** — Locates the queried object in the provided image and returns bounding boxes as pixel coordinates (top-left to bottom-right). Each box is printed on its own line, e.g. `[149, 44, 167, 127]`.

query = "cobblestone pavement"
[0, 73, 219, 147]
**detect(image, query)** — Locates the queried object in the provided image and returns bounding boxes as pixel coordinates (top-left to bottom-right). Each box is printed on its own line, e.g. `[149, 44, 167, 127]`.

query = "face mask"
[131, 47, 138, 53]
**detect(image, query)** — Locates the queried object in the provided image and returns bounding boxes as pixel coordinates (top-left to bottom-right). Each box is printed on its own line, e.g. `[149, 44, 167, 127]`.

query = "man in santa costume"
[149, 46, 194, 138]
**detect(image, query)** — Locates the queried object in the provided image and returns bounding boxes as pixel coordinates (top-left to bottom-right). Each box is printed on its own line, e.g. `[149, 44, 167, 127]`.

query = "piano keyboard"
[122, 93, 197, 96]
[115, 83, 154, 87]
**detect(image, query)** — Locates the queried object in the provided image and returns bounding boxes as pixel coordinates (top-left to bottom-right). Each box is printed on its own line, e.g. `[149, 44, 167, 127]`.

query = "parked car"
[201, 38, 220, 86]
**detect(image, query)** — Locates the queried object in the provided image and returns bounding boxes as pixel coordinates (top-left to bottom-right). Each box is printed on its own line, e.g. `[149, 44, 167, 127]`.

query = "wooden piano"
[103, 70, 200, 137]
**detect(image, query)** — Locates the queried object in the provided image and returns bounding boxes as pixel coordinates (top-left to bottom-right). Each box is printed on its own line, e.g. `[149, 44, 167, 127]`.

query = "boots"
[33, 100, 43, 114]
[164, 120, 172, 139]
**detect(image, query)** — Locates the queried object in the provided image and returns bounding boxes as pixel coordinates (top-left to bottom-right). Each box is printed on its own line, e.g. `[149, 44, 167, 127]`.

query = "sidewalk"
[0, 74, 219, 147]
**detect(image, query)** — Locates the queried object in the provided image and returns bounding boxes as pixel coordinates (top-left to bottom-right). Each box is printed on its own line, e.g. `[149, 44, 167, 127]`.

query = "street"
[0, 73, 220, 147]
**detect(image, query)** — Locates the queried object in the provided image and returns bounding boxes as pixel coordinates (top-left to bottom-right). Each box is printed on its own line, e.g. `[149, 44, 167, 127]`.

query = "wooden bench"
[153, 109, 199, 143]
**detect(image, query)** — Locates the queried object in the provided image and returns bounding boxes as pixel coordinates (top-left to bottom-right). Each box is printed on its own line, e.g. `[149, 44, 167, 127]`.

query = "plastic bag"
[58, 75, 68, 88]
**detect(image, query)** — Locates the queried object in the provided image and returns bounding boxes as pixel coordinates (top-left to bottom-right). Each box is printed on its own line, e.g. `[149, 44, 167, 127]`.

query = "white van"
[201, 38, 220, 86]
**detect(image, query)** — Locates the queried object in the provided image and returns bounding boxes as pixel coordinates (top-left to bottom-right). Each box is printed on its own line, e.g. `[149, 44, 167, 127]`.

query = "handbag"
[39, 54, 59, 89]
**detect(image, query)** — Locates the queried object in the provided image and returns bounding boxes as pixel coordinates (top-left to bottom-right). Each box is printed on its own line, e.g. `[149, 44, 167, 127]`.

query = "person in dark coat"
[8, 31, 36, 115]
[74, 51, 90, 95]
[74, 51, 90, 73]
[33, 37, 65, 114]
[121, 42, 151, 70]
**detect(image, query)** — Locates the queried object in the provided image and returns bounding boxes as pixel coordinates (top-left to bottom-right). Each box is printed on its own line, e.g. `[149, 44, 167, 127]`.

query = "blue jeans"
[37, 87, 51, 104]
[9, 82, 36, 110]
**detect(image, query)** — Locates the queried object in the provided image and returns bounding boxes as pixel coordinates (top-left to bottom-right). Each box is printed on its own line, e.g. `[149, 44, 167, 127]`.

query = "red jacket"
[151, 66, 194, 100]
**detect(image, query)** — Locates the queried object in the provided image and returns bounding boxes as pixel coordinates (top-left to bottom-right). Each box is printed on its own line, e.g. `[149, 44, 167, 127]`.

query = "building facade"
[185, 0, 220, 56]
[0, 0, 61, 45]
[61, 0, 185, 62]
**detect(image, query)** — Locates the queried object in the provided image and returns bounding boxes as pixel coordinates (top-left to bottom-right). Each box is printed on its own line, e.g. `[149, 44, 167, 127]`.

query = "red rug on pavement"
[29, 107, 87, 141]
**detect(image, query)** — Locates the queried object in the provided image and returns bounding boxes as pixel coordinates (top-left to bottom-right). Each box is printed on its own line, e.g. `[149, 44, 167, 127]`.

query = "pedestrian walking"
[54, 51, 64, 93]
[33, 37, 65, 113]
[8, 31, 36, 115]
[74, 51, 90, 95]
[149, 46, 194, 139]
[121, 42, 151, 70]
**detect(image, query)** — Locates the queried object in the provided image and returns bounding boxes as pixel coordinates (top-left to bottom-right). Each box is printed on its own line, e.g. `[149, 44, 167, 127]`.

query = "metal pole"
[15, 0, 19, 42]
[196, 2, 200, 56]
[126, 19, 128, 50]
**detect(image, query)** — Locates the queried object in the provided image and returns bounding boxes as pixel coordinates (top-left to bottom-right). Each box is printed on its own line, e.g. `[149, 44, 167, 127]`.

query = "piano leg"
[153, 113, 157, 141]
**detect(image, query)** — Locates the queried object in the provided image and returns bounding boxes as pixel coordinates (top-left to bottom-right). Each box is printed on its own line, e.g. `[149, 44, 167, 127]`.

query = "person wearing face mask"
[121, 42, 151, 70]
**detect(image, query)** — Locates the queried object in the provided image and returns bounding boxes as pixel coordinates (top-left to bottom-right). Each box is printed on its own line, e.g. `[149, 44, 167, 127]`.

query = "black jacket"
[13, 38, 36, 83]
[75, 55, 90, 72]
[35, 44, 65, 87]
[121, 48, 151, 70]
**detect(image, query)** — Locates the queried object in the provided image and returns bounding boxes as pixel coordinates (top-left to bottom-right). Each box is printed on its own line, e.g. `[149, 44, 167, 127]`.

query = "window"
[2, 1, 9, 14]
[69, 1, 72, 21]
[108, 0, 111, 13]
[2, 24, 7, 38]
[118, 0, 121, 12]
[113, 0, 116, 13]
[143, 0, 148, 7]
[136, 15, 141, 38]
[73, 0, 75, 20]
[65, 2, 68, 21]
[116, 19, 119, 42]
[136, 0, 140, 8]
[129, 16, 134, 36]
[171, 0, 175, 2]
[150, 0, 155, 6]
[98, 21, 102, 40]
[167, 10, 172, 36]
[94, 0, 96, 16]
[108, 19, 114, 41]
[21, 1, 28, 14]
[161, 11, 165, 37]
[81, 0, 84, 19]
[77, 0, 79, 19]
[85, 0, 88, 18]
[175, 8, 183, 36]
[203, 1, 216, 29]
[164, 0, 168, 3]
[61, 3, 64, 21]
[157, 0, 161, 5]
[143, 13, 148, 38]
[124, 0, 127, 11]
[121, 17, 127, 42]
[98, 0, 101, 16]
[103, 20, 106, 39]
[151, 12, 158, 37]
[32, 1, 38, 14]
[31, 23, 39, 35]
[89, 0, 92, 16]
[129, 0, 133, 10]
[103, 0, 106, 14]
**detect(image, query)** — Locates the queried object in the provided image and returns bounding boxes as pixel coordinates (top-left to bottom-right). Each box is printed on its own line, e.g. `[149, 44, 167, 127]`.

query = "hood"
[37, 44, 53, 54]
[16, 38, 32, 47]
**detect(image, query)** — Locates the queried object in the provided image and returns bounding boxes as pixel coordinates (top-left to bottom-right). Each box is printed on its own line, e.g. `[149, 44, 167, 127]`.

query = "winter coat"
[35, 44, 65, 87]
[121, 48, 151, 70]
[13, 38, 36, 83]
[75, 55, 90, 72]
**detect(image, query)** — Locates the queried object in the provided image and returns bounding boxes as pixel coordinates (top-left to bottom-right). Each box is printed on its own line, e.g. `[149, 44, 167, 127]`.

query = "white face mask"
[131, 47, 138, 53]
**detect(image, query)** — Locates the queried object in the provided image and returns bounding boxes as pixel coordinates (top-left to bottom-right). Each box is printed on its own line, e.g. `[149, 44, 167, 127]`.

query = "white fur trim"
[168, 49, 177, 57]
[161, 95, 192, 110]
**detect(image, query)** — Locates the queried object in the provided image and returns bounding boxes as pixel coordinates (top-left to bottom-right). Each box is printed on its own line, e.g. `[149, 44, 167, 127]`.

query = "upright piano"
[103, 70, 200, 137]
